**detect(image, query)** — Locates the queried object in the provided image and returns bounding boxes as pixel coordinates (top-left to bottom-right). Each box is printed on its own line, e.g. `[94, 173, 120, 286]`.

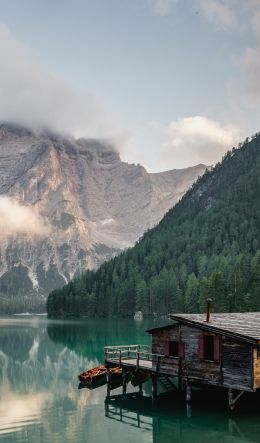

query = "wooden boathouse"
[104, 306, 260, 410]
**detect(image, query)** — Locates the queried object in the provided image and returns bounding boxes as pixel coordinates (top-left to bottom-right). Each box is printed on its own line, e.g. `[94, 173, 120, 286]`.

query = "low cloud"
[0, 197, 50, 237]
[159, 116, 241, 169]
[0, 24, 118, 139]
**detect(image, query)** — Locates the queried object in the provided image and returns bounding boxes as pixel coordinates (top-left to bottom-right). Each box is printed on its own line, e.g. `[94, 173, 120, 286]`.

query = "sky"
[0, 0, 260, 171]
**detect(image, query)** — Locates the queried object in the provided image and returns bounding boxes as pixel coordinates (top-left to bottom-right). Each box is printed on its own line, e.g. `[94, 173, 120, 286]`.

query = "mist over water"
[0, 317, 260, 443]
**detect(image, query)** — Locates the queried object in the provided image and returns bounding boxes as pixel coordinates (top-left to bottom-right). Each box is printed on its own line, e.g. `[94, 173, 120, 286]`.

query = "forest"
[47, 133, 260, 318]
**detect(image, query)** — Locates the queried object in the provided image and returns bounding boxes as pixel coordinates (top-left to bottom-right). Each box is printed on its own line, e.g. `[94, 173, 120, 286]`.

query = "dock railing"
[104, 344, 150, 367]
[104, 344, 179, 374]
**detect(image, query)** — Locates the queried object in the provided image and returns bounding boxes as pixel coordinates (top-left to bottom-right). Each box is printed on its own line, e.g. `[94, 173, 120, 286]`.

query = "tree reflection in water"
[1, 317, 260, 443]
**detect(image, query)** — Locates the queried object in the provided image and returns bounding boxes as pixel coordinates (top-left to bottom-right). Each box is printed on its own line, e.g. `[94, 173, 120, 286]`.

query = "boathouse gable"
[148, 324, 180, 376]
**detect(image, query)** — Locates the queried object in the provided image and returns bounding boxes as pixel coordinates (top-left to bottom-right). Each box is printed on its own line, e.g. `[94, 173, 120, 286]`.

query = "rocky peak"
[0, 123, 207, 300]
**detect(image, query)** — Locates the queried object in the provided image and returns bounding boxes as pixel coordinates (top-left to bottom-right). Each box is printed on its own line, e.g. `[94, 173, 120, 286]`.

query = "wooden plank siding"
[151, 325, 179, 376]
[180, 325, 221, 385]
[222, 338, 252, 390]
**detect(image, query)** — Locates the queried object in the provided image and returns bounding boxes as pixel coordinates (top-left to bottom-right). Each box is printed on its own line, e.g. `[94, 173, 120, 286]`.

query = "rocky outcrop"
[0, 123, 206, 296]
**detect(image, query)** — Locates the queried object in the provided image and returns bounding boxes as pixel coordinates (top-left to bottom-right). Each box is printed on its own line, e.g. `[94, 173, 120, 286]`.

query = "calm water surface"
[1, 317, 260, 443]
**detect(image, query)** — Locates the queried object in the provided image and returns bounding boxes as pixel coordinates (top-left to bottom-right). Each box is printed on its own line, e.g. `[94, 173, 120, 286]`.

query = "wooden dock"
[104, 344, 179, 404]
[104, 344, 176, 374]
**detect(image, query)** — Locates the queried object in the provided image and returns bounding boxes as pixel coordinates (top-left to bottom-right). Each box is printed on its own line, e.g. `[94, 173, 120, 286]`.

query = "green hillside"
[47, 134, 260, 318]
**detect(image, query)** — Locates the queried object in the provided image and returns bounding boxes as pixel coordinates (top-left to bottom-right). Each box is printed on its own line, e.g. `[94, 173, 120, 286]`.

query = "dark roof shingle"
[169, 313, 260, 343]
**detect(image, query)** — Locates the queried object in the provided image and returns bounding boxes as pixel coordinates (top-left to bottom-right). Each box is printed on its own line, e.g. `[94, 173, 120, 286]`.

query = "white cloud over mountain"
[0, 24, 118, 139]
[0, 197, 50, 237]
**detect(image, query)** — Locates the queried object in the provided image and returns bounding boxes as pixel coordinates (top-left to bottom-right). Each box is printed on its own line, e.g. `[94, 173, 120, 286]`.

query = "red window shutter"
[198, 334, 204, 360]
[214, 335, 220, 363]
[164, 341, 170, 355]
[179, 341, 185, 360]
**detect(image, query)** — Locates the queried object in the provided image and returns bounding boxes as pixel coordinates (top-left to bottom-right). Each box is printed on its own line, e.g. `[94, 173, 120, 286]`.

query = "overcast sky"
[0, 0, 260, 171]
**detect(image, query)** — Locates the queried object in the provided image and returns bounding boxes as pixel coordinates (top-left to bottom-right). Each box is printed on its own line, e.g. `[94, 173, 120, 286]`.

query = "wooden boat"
[78, 365, 107, 383]
[78, 365, 131, 390]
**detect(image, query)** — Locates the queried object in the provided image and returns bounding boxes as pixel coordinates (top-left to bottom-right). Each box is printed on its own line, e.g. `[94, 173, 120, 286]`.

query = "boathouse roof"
[168, 313, 260, 344]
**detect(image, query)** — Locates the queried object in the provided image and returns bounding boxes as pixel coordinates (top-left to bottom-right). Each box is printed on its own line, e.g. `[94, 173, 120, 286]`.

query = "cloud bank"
[159, 116, 241, 169]
[0, 197, 50, 237]
[0, 24, 117, 139]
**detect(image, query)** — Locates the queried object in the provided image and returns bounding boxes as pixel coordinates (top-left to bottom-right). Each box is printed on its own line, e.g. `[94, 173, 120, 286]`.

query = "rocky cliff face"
[0, 123, 206, 297]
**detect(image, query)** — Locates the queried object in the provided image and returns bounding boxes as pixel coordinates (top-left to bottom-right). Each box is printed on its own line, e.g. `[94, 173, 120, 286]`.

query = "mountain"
[47, 133, 260, 318]
[0, 123, 205, 310]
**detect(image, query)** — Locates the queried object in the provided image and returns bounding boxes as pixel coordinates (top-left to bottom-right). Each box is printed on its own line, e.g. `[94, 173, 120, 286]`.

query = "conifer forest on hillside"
[47, 134, 260, 318]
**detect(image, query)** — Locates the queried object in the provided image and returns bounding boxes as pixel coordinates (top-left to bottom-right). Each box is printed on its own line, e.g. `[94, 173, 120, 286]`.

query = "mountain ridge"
[0, 123, 206, 308]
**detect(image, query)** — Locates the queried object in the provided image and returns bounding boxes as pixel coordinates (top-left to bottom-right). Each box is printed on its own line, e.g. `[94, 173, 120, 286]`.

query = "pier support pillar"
[186, 382, 192, 418]
[122, 370, 127, 399]
[152, 375, 157, 406]
[106, 370, 111, 398]
[186, 382, 191, 402]
[228, 389, 244, 412]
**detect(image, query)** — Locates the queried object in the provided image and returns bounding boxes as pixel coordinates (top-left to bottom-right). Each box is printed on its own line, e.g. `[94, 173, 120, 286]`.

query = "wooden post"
[228, 389, 244, 412]
[186, 382, 191, 402]
[152, 375, 157, 406]
[137, 412, 140, 428]
[122, 370, 127, 398]
[186, 382, 192, 418]
[137, 351, 140, 370]
[139, 383, 143, 395]
[106, 370, 111, 398]
[156, 355, 160, 373]
[119, 350, 122, 367]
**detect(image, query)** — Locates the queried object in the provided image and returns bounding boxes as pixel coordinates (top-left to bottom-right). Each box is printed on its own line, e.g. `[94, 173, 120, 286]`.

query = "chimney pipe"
[206, 298, 212, 322]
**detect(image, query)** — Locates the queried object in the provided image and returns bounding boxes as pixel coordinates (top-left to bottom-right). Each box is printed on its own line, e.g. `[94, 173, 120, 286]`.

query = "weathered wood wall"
[222, 338, 252, 390]
[152, 326, 179, 375]
[180, 325, 221, 385]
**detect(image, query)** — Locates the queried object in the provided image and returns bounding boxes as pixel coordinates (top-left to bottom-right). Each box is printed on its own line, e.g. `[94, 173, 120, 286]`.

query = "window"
[204, 335, 214, 361]
[199, 334, 220, 363]
[164, 340, 185, 359]
[169, 341, 179, 357]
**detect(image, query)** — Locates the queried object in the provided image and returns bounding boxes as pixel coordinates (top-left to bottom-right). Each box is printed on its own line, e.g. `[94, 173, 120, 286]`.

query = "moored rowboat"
[78, 365, 107, 383]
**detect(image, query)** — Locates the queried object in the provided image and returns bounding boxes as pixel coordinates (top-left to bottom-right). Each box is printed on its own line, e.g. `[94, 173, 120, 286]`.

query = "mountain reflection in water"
[0, 317, 260, 443]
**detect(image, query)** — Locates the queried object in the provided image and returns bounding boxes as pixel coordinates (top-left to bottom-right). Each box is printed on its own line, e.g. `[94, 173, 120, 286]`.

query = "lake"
[1, 317, 260, 443]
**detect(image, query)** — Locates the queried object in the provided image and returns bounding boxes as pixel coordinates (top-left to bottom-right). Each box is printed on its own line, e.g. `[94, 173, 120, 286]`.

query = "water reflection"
[1, 317, 260, 443]
[104, 391, 260, 443]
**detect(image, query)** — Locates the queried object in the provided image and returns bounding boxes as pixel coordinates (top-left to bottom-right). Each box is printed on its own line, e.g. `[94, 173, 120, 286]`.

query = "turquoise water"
[0, 317, 260, 443]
